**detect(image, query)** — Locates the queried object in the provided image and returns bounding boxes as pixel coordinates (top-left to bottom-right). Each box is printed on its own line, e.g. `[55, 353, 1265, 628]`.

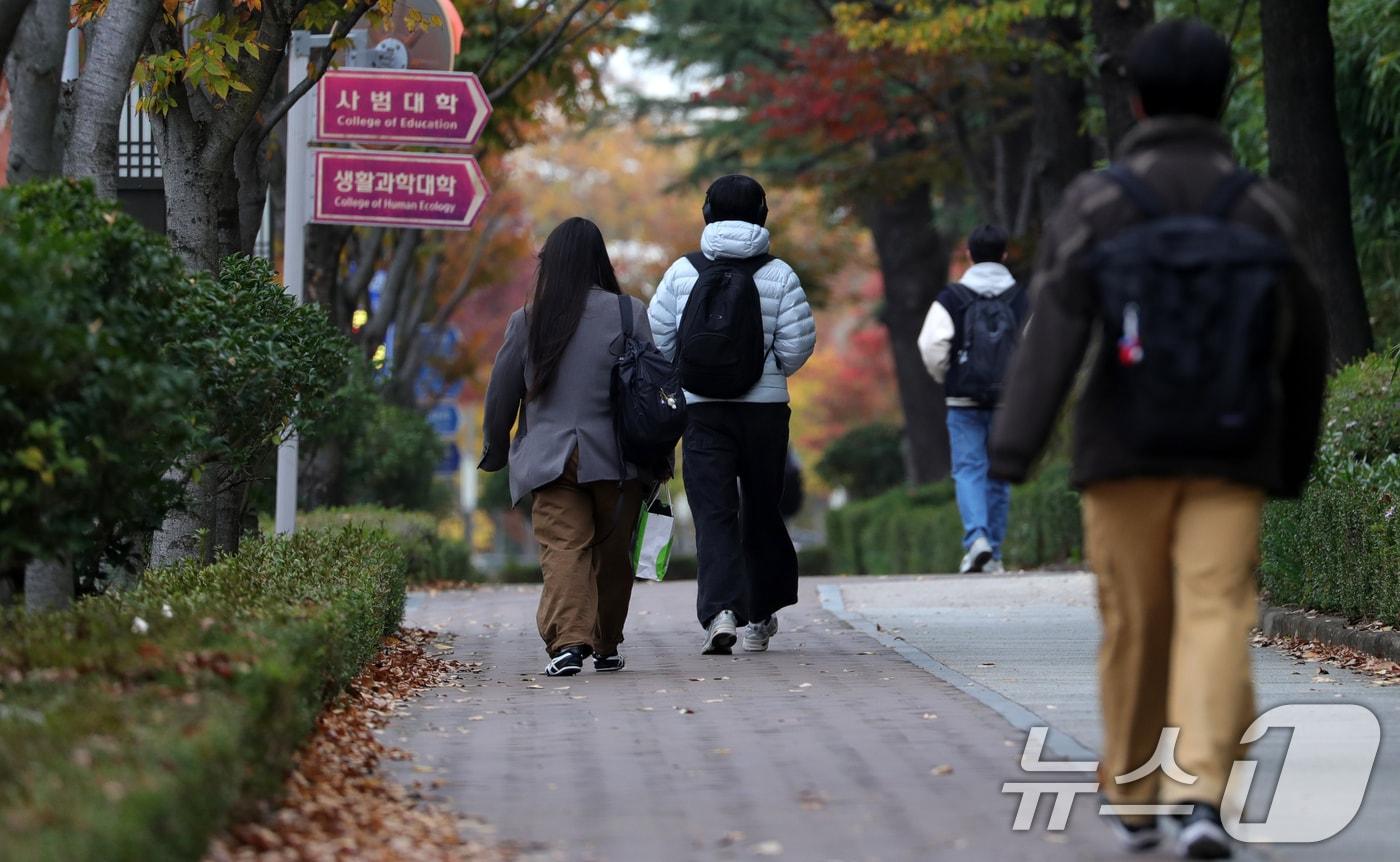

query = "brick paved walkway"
[382, 580, 1174, 862]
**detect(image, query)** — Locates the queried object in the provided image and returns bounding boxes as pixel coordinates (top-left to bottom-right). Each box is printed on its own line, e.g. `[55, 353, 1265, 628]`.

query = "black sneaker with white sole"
[1105, 811, 1162, 852]
[593, 653, 626, 672]
[545, 645, 588, 677]
[1173, 804, 1232, 859]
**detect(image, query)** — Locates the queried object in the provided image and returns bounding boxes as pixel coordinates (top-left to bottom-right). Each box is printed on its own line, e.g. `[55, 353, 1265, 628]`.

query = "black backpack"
[611, 294, 686, 479]
[946, 283, 1024, 406]
[675, 252, 773, 398]
[1090, 164, 1292, 457]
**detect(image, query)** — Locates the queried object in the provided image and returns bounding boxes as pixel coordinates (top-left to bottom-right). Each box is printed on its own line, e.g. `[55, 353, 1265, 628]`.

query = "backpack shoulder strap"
[617, 293, 633, 339]
[684, 252, 712, 274]
[1104, 163, 1167, 219]
[734, 253, 775, 277]
[1203, 168, 1258, 220]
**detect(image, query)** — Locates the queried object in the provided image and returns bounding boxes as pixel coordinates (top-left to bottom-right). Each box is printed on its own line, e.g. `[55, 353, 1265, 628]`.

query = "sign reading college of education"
[316, 69, 492, 147]
[310, 149, 490, 231]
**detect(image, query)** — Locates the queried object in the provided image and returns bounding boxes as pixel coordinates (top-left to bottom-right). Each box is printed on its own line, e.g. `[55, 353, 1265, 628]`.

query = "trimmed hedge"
[826, 465, 1082, 575]
[1261, 355, 1400, 624]
[0, 528, 406, 862]
[296, 507, 474, 584]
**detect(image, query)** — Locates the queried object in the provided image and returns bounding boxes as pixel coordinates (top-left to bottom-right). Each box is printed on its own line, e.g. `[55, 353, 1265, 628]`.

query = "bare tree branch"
[487, 0, 591, 103]
[361, 228, 421, 346]
[255, 0, 376, 147]
[478, 0, 552, 79]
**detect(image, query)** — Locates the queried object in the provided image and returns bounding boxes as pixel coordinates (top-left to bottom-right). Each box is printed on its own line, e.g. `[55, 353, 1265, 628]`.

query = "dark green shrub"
[1003, 460, 1083, 568]
[816, 423, 906, 501]
[826, 463, 1081, 575]
[1261, 354, 1400, 623]
[342, 401, 443, 512]
[296, 506, 473, 584]
[0, 527, 406, 861]
[796, 545, 832, 576]
[0, 179, 196, 578]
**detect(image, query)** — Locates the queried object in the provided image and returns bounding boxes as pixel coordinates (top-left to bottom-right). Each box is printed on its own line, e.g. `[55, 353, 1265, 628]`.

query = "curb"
[1258, 605, 1400, 664]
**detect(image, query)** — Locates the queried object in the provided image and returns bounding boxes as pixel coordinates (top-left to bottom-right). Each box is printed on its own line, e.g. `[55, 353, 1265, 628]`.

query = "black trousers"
[683, 402, 799, 628]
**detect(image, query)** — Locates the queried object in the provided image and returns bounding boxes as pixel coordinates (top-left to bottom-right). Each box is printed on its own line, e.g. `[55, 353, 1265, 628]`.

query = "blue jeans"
[946, 407, 1010, 557]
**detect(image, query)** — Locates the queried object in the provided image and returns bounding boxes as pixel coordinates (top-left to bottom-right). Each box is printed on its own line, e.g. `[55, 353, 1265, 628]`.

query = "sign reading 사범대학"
[310, 149, 490, 231]
[316, 69, 491, 147]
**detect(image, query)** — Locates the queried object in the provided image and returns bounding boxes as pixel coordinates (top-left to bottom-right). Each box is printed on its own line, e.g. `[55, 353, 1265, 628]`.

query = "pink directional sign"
[310, 149, 490, 231]
[316, 68, 492, 147]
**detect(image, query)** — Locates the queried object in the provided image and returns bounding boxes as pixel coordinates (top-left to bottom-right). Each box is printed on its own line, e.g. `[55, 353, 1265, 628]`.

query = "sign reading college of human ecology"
[310, 150, 489, 231]
[317, 68, 492, 146]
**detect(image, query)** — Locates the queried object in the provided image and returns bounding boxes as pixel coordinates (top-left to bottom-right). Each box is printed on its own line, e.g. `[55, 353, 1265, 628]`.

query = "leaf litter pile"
[1252, 632, 1400, 686]
[205, 628, 506, 861]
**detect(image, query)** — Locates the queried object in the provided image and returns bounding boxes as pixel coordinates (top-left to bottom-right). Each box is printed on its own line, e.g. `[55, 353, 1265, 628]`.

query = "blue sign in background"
[436, 442, 461, 475]
[427, 403, 461, 436]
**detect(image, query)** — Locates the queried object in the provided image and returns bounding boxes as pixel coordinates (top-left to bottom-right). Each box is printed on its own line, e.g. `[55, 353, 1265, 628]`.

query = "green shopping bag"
[631, 486, 674, 581]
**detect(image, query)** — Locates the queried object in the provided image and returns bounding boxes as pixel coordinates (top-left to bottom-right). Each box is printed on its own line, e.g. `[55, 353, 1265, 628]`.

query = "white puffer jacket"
[649, 221, 816, 404]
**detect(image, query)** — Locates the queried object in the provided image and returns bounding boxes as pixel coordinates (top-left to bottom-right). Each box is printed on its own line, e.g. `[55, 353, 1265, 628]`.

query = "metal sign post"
[274, 30, 367, 536]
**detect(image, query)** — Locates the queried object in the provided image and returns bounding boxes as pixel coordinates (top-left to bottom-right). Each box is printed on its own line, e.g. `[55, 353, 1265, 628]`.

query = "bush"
[341, 401, 444, 512]
[1001, 460, 1083, 568]
[816, 423, 906, 501]
[0, 179, 196, 577]
[1261, 355, 1400, 623]
[297, 507, 473, 584]
[826, 465, 1082, 575]
[0, 527, 406, 861]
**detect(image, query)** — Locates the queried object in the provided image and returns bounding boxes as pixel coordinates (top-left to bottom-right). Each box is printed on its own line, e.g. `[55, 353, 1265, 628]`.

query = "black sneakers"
[545, 646, 588, 677]
[1105, 811, 1162, 852]
[593, 653, 626, 672]
[1173, 804, 1232, 859]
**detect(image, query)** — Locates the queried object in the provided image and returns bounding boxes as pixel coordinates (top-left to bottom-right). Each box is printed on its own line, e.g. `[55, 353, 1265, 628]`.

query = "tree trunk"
[63, 0, 164, 199]
[1260, 0, 1373, 365]
[4, 0, 67, 183]
[1090, 0, 1155, 155]
[208, 468, 248, 561]
[1031, 16, 1094, 221]
[859, 177, 951, 485]
[148, 464, 207, 568]
[0, 0, 34, 76]
[24, 557, 73, 612]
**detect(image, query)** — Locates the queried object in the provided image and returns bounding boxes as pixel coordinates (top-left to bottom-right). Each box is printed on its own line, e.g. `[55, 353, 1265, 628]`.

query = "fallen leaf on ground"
[931, 764, 955, 776]
[203, 627, 504, 861]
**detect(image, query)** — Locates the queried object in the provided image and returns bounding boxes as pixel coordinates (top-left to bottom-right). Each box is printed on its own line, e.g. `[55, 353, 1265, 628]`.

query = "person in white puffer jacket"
[649, 175, 816, 656]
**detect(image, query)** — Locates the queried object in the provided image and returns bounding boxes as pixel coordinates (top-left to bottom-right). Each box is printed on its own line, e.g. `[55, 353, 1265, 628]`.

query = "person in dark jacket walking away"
[480, 218, 650, 677]
[918, 225, 1027, 574]
[649, 176, 817, 655]
[989, 21, 1328, 859]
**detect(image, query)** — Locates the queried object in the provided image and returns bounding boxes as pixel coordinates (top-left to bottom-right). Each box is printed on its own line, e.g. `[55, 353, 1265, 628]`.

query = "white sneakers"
[702, 610, 739, 655]
[741, 616, 779, 652]
[959, 535, 995, 574]
[703, 611, 781, 654]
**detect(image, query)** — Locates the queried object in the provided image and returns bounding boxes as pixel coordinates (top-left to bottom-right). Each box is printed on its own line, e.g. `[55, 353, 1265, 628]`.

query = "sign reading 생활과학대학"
[310, 150, 490, 231]
[316, 68, 492, 147]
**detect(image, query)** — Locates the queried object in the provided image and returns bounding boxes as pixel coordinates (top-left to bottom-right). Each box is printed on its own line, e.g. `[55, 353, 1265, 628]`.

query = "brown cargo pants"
[1082, 477, 1265, 813]
[531, 451, 643, 657]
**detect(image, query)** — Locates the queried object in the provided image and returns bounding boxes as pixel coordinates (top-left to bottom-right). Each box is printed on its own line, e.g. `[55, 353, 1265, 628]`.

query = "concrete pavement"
[383, 580, 1150, 861]
[834, 572, 1400, 861]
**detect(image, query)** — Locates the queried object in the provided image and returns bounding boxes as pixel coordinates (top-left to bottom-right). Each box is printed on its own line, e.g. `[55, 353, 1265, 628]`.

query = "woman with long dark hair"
[480, 217, 651, 676]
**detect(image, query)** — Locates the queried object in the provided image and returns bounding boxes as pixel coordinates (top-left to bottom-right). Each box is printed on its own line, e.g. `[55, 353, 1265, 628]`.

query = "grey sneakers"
[702, 610, 739, 655]
[741, 616, 779, 652]
[959, 535, 995, 574]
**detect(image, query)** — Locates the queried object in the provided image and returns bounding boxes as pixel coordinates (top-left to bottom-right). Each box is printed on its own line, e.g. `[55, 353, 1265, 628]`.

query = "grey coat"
[480, 289, 652, 505]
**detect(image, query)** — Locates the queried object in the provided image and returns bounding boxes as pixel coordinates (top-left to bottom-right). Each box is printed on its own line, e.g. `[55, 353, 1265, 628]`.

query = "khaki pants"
[531, 452, 643, 657]
[1082, 477, 1265, 809]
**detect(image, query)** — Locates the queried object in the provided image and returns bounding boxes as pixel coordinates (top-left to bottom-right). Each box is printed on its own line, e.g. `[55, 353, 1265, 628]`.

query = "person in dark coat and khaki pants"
[480, 218, 651, 677]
